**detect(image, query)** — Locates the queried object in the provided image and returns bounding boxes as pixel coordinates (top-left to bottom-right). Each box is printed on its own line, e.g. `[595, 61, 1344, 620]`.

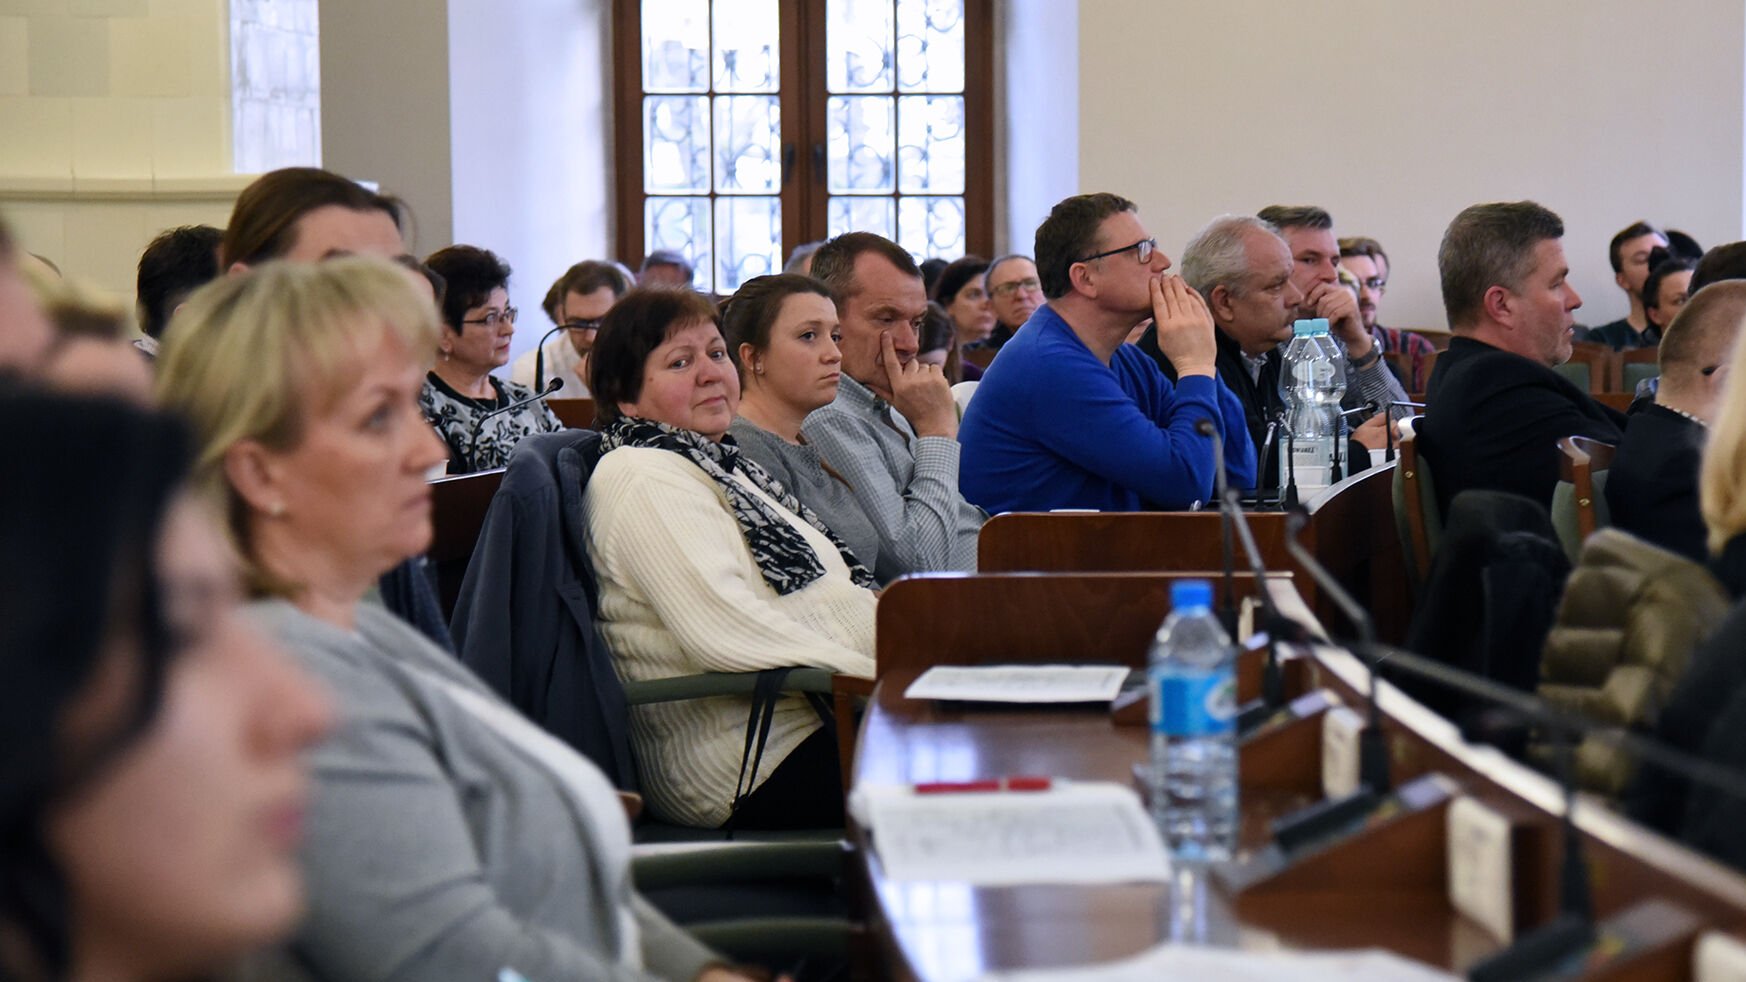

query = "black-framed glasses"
[1077, 237, 1156, 265]
[561, 317, 604, 333]
[463, 306, 518, 328]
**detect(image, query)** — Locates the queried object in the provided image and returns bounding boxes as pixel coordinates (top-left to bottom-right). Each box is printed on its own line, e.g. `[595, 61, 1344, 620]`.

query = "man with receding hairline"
[1419, 201, 1625, 514]
[1606, 282, 1746, 561]
[802, 232, 984, 575]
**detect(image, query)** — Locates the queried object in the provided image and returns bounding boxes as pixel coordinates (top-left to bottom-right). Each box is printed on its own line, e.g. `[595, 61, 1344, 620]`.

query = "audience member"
[1643, 248, 1697, 339]
[421, 245, 562, 473]
[640, 249, 695, 288]
[1340, 235, 1436, 390]
[916, 301, 962, 381]
[1693, 241, 1746, 292]
[0, 391, 332, 982]
[723, 274, 887, 579]
[134, 224, 222, 358]
[37, 278, 155, 404]
[1587, 220, 1669, 350]
[589, 287, 876, 829]
[158, 258, 758, 980]
[919, 256, 949, 296]
[1419, 201, 1625, 514]
[1607, 281, 1746, 562]
[931, 254, 994, 381]
[804, 232, 985, 570]
[783, 240, 825, 275]
[1667, 229, 1705, 262]
[1257, 205, 1408, 426]
[0, 219, 53, 376]
[511, 259, 633, 395]
[959, 193, 1255, 512]
[981, 253, 1044, 349]
[221, 167, 410, 270]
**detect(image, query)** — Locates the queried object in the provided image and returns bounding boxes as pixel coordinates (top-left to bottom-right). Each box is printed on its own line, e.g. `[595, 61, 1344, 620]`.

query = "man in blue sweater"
[959, 192, 1257, 513]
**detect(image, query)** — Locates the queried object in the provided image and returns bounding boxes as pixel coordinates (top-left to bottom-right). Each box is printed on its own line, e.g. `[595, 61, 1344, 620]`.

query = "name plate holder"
[1694, 930, 1746, 981]
[1214, 772, 1459, 896]
[1469, 897, 1705, 982]
[1445, 795, 1559, 947]
[1238, 689, 1340, 794]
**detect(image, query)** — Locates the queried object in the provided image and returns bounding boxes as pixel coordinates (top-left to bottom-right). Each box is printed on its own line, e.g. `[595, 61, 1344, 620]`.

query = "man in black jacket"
[1420, 202, 1626, 516]
[1606, 281, 1746, 562]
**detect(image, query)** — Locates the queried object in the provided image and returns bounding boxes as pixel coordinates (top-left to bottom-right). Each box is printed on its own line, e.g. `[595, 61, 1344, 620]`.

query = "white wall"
[1078, 0, 1746, 331]
[998, 0, 1077, 256]
[448, 0, 614, 366]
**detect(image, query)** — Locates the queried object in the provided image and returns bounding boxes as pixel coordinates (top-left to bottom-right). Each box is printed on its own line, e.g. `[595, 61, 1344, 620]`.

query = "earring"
[754, 363, 765, 375]
[268, 501, 286, 518]
[441, 349, 451, 362]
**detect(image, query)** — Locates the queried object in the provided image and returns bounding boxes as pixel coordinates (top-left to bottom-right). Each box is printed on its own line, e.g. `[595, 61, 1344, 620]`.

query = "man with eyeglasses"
[980, 254, 1046, 350]
[510, 260, 633, 396]
[1256, 206, 1407, 446]
[1340, 236, 1436, 391]
[1606, 281, 1746, 563]
[958, 193, 1256, 513]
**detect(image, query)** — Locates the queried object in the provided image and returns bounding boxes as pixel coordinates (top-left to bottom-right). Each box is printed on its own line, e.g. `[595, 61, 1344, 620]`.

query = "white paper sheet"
[903, 664, 1130, 703]
[854, 781, 1170, 885]
[977, 943, 1458, 981]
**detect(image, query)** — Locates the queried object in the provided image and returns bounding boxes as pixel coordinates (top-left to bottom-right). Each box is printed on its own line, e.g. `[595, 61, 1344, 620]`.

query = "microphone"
[1257, 416, 1283, 505]
[1194, 419, 1238, 638]
[529, 324, 570, 392]
[1282, 420, 1299, 509]
[468, 377, 564, 468]
[1282, 505, 1389, 795]
[1383, 399, 1428, 462]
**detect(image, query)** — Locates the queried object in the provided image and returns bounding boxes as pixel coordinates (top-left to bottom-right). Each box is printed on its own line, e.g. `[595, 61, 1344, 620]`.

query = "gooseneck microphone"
[468, 377, 564, 467]
[1194, 419, 1239, 637]
[529, 325, 570, 392]
[1257, 416, 1284, 506]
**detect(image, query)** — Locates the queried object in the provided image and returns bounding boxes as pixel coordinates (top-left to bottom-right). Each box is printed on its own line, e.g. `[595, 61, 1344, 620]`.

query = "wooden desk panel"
[976, 464, 1411, 644]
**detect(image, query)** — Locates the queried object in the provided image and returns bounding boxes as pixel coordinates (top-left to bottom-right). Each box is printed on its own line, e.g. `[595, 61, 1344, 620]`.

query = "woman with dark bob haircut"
[588, 287, 877, 830]
[420, 244, 562, 472]
[0, 390, 331, 981]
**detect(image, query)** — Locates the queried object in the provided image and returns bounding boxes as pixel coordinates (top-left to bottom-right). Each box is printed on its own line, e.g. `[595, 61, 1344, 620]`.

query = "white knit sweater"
[584, 445, 877, 828]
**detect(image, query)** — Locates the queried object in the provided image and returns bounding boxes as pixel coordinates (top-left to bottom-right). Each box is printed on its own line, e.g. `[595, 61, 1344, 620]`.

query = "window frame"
[611, 0, 995, 289]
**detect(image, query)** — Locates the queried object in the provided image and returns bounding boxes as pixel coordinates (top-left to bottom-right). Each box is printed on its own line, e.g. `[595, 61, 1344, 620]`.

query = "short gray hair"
[1181, 215, 1280, 298]
[1438, 201, 1564, 328]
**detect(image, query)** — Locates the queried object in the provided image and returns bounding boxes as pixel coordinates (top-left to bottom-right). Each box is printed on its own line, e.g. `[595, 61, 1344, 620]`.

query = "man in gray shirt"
[802, 232, 985, 571]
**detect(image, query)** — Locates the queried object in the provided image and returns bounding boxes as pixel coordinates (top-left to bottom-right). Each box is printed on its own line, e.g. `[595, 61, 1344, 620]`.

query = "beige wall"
[0, 0, 239, 298]
[1078, 0, 1746, 332]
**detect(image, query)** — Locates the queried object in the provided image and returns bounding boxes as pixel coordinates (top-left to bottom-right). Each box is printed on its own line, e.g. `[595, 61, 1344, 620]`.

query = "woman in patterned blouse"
[419, 245, 561, 473]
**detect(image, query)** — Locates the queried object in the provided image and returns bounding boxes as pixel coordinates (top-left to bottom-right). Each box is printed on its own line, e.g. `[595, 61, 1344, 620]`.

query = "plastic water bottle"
[1148, 579, 1238, 863]
[1280, 317, 1347, 493]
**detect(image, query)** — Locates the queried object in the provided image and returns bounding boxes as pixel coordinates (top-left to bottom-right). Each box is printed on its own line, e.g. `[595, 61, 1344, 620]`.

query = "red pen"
[913, 776, 1053, 794]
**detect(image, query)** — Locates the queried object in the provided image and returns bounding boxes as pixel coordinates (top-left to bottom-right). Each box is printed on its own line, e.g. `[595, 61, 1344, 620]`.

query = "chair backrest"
[1391, 421, 1441, 590]
[1620, 360, 1660, 394]
[950, 380, 979, 418]
[1563, 341, 1615, 393]
[874, 571, 1279, 679]
[548, 397, 596, 429]
[1550, 435, 1617, 562]
[428, 467, 507, 618]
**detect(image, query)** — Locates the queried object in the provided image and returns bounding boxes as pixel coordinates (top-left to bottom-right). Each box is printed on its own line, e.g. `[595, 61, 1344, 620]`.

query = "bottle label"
[1151, 666, 1236, 736]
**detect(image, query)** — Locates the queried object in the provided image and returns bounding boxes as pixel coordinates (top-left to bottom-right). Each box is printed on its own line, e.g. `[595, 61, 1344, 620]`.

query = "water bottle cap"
[1170, 579, 1214, 611]
[1292, 318, 1331, 336]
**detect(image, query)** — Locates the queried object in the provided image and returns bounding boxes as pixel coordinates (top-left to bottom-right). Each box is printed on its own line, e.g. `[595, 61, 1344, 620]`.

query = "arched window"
[613, 0, 993, 293]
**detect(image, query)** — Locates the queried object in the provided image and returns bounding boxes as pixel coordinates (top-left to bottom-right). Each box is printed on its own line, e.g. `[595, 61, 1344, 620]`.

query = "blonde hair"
[155, 257, 442, 592]
[1700, 286, 1746, 553]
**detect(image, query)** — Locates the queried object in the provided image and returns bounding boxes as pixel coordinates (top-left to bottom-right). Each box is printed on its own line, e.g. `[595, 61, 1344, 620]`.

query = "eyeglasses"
[990, 277, 1043, 298]
[561, 317, 604, 332]
[1076, 237, 1156, 266]
[1358, 277, 1387, 291]
[463, 306, 518, 328]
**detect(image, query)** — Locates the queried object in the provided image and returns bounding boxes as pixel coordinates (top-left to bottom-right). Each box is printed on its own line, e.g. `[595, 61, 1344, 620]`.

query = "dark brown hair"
[719, 274, 833, 382]
[810, 232, 921, 305]
[590, 288, 721, 425]
[1034, 192, 1136, 299]
[542, 260, 634, 323]
[424, 245, 511, 335]
[931, 255, 990, 304]
[221, 167, 404, 268]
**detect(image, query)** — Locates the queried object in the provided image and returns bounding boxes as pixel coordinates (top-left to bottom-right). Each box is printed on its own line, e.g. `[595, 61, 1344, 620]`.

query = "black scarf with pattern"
[598, 416, 878, 596]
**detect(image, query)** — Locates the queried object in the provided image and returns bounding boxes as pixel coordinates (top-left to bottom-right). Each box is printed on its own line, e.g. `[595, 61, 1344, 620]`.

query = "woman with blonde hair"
[158, 257, 763, 982]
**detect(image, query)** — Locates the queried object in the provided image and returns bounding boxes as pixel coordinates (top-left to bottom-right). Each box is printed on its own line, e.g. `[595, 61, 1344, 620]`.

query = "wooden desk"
[976, 463, 1410, 644]
[854, 627, 1746, 979]
[427, 467, 505, 618]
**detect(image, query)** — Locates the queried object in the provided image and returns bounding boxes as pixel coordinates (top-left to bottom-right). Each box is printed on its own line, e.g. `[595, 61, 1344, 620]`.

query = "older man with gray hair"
[1139, 214, 1397, 492]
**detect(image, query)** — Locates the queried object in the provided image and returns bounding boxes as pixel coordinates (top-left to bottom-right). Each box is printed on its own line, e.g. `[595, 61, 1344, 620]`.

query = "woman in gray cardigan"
[721, 274, 887, 580]
[157, 258, 763, 982]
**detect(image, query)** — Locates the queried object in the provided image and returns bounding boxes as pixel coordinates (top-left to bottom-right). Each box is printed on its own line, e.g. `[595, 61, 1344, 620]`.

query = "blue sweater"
[958, 306, 1257, 513]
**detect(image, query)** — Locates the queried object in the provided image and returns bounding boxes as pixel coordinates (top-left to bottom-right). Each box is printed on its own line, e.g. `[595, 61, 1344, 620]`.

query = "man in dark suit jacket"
[1606, 282, 1746, 562]
[1420, 202, 1625, 516]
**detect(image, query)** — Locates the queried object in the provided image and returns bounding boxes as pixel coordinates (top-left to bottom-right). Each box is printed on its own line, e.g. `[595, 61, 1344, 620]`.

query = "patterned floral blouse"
[419, 372, 563, 474]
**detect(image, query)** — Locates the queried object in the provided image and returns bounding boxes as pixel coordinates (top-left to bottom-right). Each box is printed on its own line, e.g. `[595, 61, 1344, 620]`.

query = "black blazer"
[1139, 327, 1285, 489]
[1420, 336, 1626, 516]
[1605, 404, 1707, 563]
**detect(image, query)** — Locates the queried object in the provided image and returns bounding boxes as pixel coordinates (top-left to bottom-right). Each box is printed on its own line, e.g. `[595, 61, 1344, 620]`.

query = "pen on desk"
[914, 776, 1053, 794]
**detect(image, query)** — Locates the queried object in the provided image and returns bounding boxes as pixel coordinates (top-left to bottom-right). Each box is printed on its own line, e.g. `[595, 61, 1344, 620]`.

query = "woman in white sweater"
[586, 287, 878, 830]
